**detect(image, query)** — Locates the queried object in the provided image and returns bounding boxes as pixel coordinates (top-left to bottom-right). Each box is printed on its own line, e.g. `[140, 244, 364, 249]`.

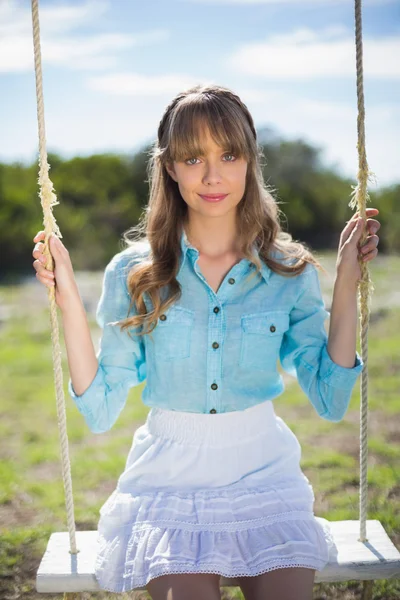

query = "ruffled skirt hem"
[95, 557, 328, 593]
[94, 498, 335, 593]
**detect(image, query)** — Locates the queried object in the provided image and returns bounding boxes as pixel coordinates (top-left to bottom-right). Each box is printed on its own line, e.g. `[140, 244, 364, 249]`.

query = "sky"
[1, 0, 399, 190]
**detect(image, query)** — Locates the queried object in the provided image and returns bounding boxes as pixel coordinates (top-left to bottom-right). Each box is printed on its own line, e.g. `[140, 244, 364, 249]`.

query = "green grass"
[0, 252, 399, 599]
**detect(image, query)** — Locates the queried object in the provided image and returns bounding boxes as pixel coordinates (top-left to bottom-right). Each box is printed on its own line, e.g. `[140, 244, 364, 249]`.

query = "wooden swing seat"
[36, 520, 400, 593]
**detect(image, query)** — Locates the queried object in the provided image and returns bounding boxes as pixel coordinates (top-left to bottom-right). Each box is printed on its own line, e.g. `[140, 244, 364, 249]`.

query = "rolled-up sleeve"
[68, 251, 146, 433]
[279, 264, 364, 422]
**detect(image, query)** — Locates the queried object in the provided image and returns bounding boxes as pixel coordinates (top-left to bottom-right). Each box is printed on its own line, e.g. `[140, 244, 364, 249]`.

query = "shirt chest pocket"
[151, 305, 195, 361]
[240, 311, 290, 371]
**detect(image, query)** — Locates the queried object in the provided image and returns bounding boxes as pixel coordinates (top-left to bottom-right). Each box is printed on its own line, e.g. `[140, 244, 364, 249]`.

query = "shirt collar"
[178, 226, 272, 284]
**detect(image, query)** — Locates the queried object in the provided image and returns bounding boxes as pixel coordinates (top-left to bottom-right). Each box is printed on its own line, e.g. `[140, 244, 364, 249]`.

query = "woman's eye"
[184, 154, 236, 166]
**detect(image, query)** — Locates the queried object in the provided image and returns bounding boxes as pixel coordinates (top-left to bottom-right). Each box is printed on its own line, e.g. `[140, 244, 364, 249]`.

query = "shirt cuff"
[67, 364, 103, 416]
[319, 344, 364, 390]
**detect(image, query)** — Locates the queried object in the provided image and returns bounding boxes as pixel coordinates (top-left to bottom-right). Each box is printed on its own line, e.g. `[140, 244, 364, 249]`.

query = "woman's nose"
[202, 166, 223, 184]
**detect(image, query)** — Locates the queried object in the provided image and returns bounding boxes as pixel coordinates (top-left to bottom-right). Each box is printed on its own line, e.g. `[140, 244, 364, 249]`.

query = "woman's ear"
[166, 162, 178, 182]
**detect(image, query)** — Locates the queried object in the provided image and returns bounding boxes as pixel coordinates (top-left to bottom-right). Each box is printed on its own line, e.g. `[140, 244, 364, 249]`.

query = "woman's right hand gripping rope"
[32, 231, 80, 312]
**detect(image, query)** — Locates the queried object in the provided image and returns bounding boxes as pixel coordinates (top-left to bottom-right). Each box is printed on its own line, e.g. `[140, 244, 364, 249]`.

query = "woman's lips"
[199, 194, 228, 202]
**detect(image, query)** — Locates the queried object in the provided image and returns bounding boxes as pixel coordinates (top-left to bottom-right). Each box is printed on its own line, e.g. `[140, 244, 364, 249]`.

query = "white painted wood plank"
[36, 530, 99, 593]
[36, 520, 400, 593]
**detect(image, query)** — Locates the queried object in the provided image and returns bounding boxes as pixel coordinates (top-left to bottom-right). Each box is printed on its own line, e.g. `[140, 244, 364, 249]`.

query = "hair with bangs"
[115, 83, 325, 337]
[168, 101, 251, 166]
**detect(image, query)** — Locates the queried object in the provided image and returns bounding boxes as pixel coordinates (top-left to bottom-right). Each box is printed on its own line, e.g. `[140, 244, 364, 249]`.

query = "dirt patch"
[0, 485, 48, 531]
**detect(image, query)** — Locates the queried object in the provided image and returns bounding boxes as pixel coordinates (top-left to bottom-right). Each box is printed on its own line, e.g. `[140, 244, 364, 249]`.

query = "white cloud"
[0, 0, 169, 73]
[0, 0, 110, 37]
[225, 27, 400, 80]
[85, 24, 399, 96]
[1, 0, 396, 82]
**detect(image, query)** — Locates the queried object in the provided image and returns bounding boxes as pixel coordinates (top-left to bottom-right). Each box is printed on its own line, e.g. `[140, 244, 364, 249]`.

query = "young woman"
[32, 84, 380, 600]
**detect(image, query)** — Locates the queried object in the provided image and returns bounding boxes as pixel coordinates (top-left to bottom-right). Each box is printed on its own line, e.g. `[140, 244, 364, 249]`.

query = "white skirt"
[94, 399, 335, 593]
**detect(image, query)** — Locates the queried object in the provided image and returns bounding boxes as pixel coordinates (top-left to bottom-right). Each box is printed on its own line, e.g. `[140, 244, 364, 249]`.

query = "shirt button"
[212, 342, 219, 349]
[209, 408, 217, 414]
[228, 278, 235, 284]
[270, 325, 276, 332]
[213, 306, 220, 314]
[211, 383, 218, 390]
[160, 314, 167, 321]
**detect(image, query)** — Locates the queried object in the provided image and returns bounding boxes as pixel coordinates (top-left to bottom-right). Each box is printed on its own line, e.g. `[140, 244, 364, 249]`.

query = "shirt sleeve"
[279, 263, 364, 422]
[68, 251, 146, 433]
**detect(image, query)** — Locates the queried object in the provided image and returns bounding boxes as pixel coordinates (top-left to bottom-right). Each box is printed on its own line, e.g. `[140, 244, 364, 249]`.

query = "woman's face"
[166, 128, 248, 220]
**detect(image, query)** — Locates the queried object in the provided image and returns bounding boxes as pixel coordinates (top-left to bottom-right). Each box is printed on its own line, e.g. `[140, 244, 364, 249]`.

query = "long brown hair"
[117, 84, 325, 337]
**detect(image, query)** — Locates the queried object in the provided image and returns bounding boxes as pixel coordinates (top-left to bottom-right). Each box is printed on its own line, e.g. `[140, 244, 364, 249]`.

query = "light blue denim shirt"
[68, 228, 364, 433]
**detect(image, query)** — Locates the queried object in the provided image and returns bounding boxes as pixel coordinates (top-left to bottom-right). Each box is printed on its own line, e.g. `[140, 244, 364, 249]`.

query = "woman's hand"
[32, 231, 80, 312]
[335, 207, 381, 286]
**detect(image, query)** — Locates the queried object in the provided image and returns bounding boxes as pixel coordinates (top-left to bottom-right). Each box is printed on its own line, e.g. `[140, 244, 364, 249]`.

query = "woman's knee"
[146, 572, 222, 600]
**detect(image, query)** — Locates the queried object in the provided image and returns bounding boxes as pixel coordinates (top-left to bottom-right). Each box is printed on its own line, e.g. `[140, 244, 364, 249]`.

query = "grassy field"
[0, 251, 399, 599]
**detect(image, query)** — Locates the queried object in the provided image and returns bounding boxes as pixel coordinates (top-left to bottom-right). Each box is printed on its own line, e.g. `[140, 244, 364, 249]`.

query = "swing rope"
[30, 0, 377, 597]
[350, 0, 377, 548]
[31, 0, 78, 569]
